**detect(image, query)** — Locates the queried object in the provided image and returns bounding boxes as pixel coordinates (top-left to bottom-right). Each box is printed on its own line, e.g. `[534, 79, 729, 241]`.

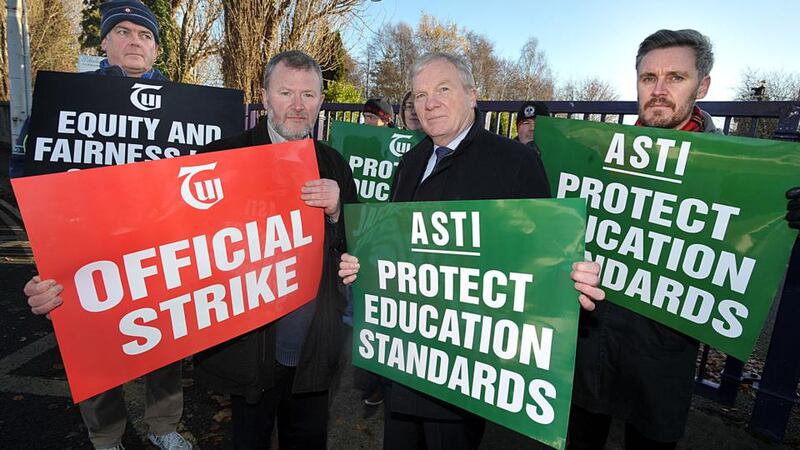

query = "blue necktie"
[435, 146, 454, 167]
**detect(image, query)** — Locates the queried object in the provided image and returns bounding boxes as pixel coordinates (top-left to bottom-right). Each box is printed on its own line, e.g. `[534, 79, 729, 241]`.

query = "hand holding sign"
[24, 276, 64, 316]
[339, 252, 360, 284]
[571, 262, 605, 311]
[301, 178, 341, 222]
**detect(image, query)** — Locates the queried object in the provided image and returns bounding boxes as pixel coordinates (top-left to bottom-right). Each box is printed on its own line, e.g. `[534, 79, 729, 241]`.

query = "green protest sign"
[536, 116, 800, 361]
[344, 198, 586, 450]
[329, 121, 425, 202]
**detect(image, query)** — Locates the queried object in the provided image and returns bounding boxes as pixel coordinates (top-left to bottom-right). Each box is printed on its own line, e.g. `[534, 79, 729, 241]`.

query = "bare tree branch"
[221, 0, 362, 102]
[166, 0, 223, 83]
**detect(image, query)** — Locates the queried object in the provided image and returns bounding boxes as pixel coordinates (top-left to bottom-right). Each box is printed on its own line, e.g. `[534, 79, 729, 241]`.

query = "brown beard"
[638, 97, 694, 129]
[644, 97, 675, 109]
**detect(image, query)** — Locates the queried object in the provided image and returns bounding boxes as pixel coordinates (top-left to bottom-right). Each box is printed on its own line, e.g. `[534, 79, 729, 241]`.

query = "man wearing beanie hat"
[514, 100, 549, 146]
[9, 0, 166, 177]
[22, 2, 190, 450]
[363, 98, 396, 127]
[96, 0, 166, 79]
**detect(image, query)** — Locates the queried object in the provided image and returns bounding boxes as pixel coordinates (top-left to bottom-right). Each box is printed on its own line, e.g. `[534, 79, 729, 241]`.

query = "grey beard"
[273, 121, 311, 141]
[266, 109, 312, 141]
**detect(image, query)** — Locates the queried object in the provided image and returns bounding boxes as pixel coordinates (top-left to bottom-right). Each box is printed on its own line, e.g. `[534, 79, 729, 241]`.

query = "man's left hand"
[338, 253, 360, 285]
[571, 261, 605, 311]
[786, 187, 800, 230]
[302, 178, 341, 222]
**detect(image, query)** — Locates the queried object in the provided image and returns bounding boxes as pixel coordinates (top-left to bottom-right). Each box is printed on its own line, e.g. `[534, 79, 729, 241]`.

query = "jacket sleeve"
[324, 148, 358, 255]
[389, 158, 405, 201]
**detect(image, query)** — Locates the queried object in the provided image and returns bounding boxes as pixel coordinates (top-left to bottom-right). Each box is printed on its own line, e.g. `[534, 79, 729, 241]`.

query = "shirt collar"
[265, 116, 312, 144]
[432, 122, 471, 154]
[266, 117, 289, 144]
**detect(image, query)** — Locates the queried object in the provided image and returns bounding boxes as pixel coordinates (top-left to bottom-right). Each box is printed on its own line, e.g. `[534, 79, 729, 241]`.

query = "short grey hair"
[636, 29, 714, 79]
[262, 50, 323, 91]
[409, 52, 476, 91]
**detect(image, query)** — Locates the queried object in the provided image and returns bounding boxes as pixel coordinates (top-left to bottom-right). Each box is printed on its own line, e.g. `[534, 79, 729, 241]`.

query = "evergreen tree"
[142, 0, 176, 75]
[321, 31, 350, 88]
[80, 0, 103, 54]
[324, 80, 364, 104]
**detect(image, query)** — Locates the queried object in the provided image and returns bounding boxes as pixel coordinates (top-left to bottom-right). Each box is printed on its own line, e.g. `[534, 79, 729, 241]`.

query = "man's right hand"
[24, 276, 63, 316]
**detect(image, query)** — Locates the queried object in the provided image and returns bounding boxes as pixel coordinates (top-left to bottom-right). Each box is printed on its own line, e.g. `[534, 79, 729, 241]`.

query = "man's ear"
[261, 88, 269, 109]
[312, 91, 325, 117]
[697, 75, 711, 100]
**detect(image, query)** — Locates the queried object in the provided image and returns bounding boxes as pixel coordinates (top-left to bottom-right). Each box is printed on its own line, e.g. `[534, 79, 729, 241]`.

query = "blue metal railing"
[247, 99, 800, 440]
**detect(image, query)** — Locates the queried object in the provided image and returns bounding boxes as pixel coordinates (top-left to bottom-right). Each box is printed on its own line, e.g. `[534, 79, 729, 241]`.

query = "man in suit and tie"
[339, 51, 605, 450]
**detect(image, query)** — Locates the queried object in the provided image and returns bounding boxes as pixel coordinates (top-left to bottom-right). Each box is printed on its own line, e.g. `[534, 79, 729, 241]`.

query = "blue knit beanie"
[100, 0, 160, 45]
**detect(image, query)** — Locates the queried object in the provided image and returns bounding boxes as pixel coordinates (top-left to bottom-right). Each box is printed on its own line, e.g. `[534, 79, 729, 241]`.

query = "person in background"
[363, 98, 396, 127]
[514, 100, 550, 155]
[400, 91, 421, 131]
[9, 0, 168, 178]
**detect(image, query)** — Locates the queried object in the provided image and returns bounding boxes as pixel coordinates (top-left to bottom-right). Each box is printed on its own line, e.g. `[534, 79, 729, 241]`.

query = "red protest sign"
[12, 140, 324, 402]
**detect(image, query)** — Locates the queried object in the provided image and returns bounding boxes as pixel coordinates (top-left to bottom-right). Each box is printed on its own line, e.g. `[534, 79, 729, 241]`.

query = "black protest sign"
[24, 71, 244, 175]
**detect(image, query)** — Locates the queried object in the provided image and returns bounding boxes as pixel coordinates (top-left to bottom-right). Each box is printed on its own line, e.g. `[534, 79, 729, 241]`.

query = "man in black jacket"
[193, 50, 357, 450]
[567, 29, 800, 450]
[9, 0, 168, 178]
[340, 52, 604, 450]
